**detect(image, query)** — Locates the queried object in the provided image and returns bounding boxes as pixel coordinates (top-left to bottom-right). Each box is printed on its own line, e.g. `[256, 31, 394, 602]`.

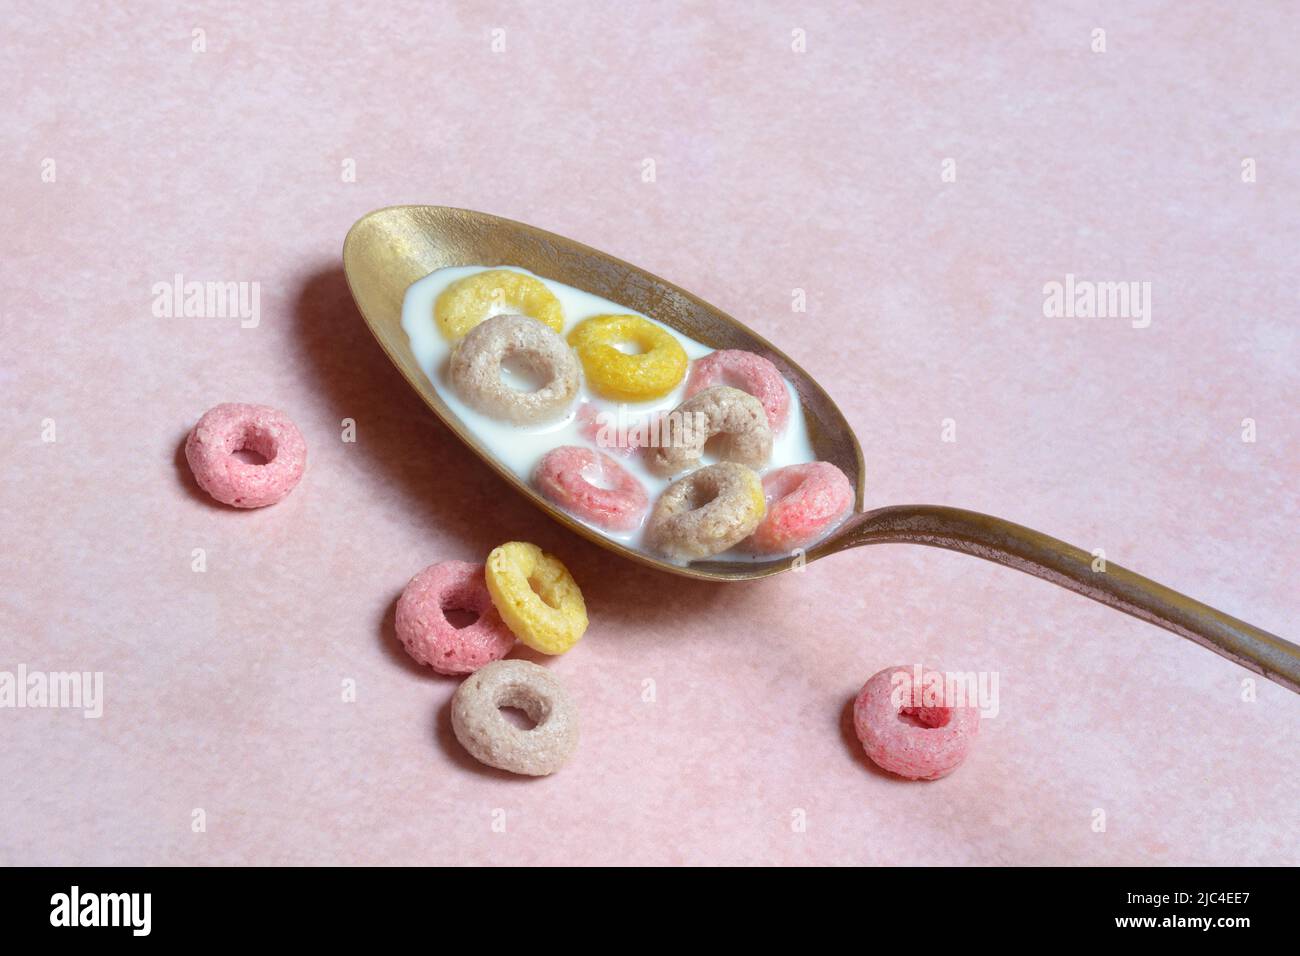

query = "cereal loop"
[567, 314, 688, 402]
[574, 402, 653, 457]
[853, 665, 981, 780]
[648, 386, 773, 476]
[485, 542, 588, 655]
[395, 560, 515, 675]
[451, 659, 579, 776]
[749, 461, 854, 553]
[435, 269, 564, 340]
[646, 462, 766, 561]
[534, 446, 649, 532]
[685, 349, 790, 431]
[184, 402, 307, 508]
[449, 314, 580, 424]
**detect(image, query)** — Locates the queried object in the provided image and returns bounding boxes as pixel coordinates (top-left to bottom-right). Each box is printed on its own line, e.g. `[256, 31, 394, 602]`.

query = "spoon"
[343, 205, 1299, 694]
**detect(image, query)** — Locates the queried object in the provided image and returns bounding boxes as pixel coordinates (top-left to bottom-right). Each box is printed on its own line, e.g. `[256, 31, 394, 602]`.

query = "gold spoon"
[343, 205, 1300, 694]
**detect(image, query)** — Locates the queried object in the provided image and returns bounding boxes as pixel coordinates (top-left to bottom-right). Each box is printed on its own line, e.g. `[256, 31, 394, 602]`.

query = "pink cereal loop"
[534, 445, 649, 532]
[852, 665, 981, 780]
[395, 560, 516, 675]
[574, 402, 667, 458]
[749, 461, 854, 553]
[184, 402, 307, 508]
[685, 350, 790, 432]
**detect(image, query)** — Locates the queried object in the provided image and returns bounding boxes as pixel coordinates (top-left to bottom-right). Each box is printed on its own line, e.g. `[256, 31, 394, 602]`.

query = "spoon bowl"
[343, 205, 1299, 692]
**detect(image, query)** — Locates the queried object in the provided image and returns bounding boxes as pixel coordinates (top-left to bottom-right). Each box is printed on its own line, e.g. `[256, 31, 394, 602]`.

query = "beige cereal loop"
[648, 386, 773, 476]
[449, 314, 581, 424]
[646, 462, 767, 561]
[451, 659, 579, 776]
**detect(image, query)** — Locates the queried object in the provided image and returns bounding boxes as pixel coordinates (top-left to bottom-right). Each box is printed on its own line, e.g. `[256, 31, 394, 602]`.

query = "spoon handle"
[831, 505, 1300, 694]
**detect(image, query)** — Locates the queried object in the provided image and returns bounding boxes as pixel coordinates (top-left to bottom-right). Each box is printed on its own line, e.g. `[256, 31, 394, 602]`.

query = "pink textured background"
[2, 2, 1297, 866]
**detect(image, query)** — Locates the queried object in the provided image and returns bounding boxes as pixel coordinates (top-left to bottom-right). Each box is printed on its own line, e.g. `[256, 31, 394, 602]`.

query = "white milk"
[401, 266, 820, 560]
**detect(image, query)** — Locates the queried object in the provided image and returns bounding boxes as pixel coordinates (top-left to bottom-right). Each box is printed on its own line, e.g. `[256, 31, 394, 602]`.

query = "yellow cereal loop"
[435, 270, 565, 340]
[567, 314, 688, 402]
[485, 542, 588, 655]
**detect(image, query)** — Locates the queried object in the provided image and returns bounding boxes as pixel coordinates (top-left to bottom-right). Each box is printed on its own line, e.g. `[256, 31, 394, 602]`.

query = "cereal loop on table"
[395, 560, 515, 675]
[434, 269, 564, 340]
[449, 314, 580, 424]
[685, 349, 790, 431]
[451, 659, 579, 776]
[646, 462, 766, 561]
[534, 446, 649, 532]
[184, 402, 307, 508]
[648, 386, 773, 476]
[748, 461, 854, 553]
[567, 314, 688, 402]
[485, 542, 588, 655]
[853, 665, 981, 780]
